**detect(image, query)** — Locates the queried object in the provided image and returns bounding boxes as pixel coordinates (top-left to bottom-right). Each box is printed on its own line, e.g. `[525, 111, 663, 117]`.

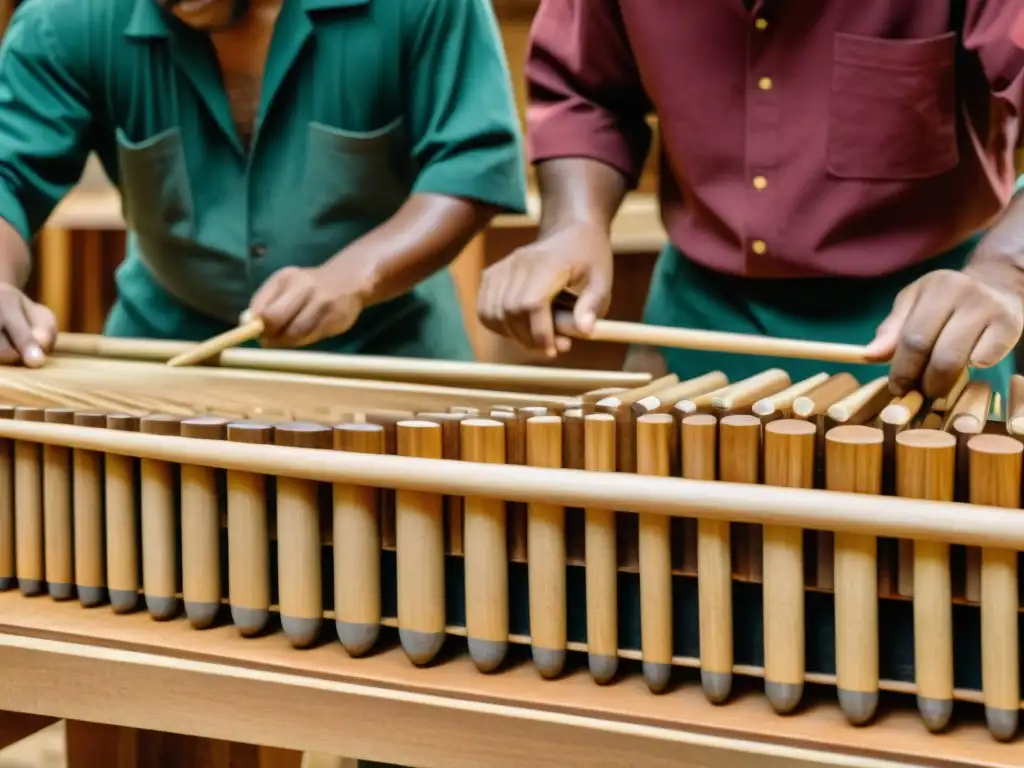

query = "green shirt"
[0, 0, 526, 357]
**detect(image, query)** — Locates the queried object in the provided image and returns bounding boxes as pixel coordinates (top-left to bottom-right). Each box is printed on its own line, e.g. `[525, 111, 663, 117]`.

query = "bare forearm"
[0, 218, 31, 287]
[535, 158, 629, 236]
[324, 193, 496, 307]
[967, 191, 1024, 299]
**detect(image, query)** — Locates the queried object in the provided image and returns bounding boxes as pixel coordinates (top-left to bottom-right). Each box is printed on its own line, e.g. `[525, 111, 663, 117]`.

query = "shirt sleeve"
[525, 0, 652, 188]
[965, 1, 1024, 139]
[403, 0, 527, 214]
[0, 0, 95, 243]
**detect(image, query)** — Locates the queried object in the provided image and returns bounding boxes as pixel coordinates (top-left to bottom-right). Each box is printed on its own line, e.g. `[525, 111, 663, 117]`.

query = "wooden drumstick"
[762, 419, 815, 714]
[226, 421, 274, 637]
[166, 310, 264, 368]
[684, 414, 732, 704]
[180, 416, 229, 629]
[460, 418, 509, 673]
[139, 414, 183, 621]
[969, 433, 1022, 742]
[584, 413, 618, 684]
[552, 312, 874, 364]
[42, 408, 75, 600]
[105, 414, 140, 613]
[396, 420, 447, 665]
[275, 421, 332, 648]
[72, 411, 107, 607]
[636, 413, 674, 693]
[826, 424, 883, 726]
[895, 429, 956, 733]
[333, 423, 385, 657]
[526, 415, 567, 679]
[14, 407, 45, 596]
[0, 406, 13, 592]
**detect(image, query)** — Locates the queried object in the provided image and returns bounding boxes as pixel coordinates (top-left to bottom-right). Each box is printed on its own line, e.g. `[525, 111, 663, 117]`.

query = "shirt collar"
[124, 0, 371, 39]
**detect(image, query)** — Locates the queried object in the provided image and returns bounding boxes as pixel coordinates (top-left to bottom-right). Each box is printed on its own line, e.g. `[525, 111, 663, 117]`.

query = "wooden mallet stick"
[166, 310, 265, 368]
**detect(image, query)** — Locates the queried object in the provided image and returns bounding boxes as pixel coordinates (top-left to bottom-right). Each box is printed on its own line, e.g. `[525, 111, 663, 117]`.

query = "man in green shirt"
[0, 0, 526, 365]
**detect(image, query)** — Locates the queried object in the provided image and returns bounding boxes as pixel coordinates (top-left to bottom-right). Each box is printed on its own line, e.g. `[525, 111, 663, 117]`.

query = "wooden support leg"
[66, 720, 305, 768]
[0, 711, 58, 751]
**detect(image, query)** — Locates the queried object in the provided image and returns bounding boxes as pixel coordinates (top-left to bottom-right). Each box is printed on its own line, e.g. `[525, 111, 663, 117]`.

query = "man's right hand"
[0, 284, 56, 367]
[477, 222, 614, 357]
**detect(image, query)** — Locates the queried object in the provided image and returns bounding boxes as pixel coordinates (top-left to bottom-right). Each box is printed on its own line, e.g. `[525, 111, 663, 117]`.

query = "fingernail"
[23, 346, 43, 365]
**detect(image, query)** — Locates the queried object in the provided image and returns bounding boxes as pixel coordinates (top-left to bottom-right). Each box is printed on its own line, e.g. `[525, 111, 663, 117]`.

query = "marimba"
[0, 339, 1022, 768]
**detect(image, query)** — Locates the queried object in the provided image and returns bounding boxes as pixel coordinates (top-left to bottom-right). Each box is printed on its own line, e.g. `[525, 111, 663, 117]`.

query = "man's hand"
[866, 265, 1023, 397]
[248, 265, 367, 349]
[477, 223, 614, 357]
[0, 284, 55, 367]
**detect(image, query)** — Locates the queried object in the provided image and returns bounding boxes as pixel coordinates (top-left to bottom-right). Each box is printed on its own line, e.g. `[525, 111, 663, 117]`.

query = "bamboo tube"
[880, 392, 926, 599]
[635, 413, 674, 693]
[13, 407, 44, 597]
[583, 413, 617, 684]
[416, 412, 469, 556]
[227, 421, 274, 637]
[461, 418, 509, 673]
[931, 368, 969, 412]
[825, 377, 891, 428]
[595, 373, 679, 474]
[683, 414, 732, 703]
[752, 373, 829, 423]
[895, 429, 955, 733]
[488, 410, 527, 561]
[525, 416, 567, 679]
[333, 423, 385, 657]
[630, 373, 728, 418]
[5, 419, 1024, 549]
[166, 311, 264, 367]
[105, 413, 140, 613]
[275, 422, 331, 648]
[396, 421, 446, 665]
[180, 416, 229, 629]
[552, 314, 874, 364]
[57, 332, 652, 394]
[826, 425, 883, 726]
[1008, 374, 1024, 436]
[0, 406, 12, 592]
[969, 433, 1022, 742]
[719, 415, 762, 582]
[138, 414, 183, 621]
[762, 419, 815, 714]
[711, 369, 791, 414]
[72, 411, 106, 607]
[42, 408, 75, 600]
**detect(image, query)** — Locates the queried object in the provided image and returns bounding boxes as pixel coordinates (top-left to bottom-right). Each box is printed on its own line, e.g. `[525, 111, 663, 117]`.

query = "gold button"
[751, 240, 767, 255]
[753, 175, 768, 190]
[758, 76, 773, 91]
[755, 17, 768, 30]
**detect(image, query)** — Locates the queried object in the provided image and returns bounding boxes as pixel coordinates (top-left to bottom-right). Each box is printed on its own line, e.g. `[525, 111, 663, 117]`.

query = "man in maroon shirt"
[478, 0, 1024, 399]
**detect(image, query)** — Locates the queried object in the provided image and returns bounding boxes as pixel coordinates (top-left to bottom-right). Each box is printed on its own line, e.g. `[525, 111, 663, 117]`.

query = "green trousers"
[641, 239, 1014, 398]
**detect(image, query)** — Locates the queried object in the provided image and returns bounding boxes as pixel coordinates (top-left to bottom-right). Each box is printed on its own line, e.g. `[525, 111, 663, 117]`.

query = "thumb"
[865, 285, 918, 361]
[24, 300, 56, 354]
[572, 272, 611, 335]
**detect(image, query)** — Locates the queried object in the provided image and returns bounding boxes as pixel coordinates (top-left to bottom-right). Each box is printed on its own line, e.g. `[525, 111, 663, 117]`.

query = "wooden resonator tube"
[826, 424, 883, 726]
[42, 408, 75, 600]
[761, 419, 816, 714]
[584, 413, 617, 684]
[895, 428, 955, 733]
[460, 418, 509, 673]
[72, 411, 107, 607]
[396, 420, 446, 665]
[333, 423, 385, 657]
[227, 421, 274, 636]
[0, 406, 12, 592]
[526, 415, 567, 679]
[14, 406, 44, 596]
[274, 422, 331, 648]
[105, 413, 140, 613]
[139, 414, 183, 621]
[969, 433, 1022, 742]
[180, 416, 229, 629]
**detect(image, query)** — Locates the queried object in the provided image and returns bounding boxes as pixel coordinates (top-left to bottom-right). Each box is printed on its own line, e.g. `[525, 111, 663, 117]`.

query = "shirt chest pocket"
[827, 32, 959, 181]
[115, 127, 196, 241]
[304, 117, 411, 227]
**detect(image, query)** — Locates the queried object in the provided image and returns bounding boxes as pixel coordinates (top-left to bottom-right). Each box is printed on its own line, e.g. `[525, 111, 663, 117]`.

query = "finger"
[888, 294, 953, 395]
[573, 271, 611, 334]
[920, 311, 985, 398]
[864, 285, 919, 361]
[275, 302, 325, 348]
[505, 268, 543, 351]
[24, 301, 57, 353]
[0, 335, 20, 365]
[249, 270, 294, 322]
[970, 322, 1018, 369]
[475, 269, 505, 336]
[0, 294, 43, 367]
[259, 284, 310, 338]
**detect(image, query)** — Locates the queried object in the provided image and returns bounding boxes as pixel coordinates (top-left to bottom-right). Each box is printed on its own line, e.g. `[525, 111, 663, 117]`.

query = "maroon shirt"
[526, 0, 1024, 279]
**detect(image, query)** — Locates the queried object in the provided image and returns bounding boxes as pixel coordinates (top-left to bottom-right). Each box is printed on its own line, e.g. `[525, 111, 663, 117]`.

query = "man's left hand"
[866, 265, 1024, 398]
[248, 265, 367, 348]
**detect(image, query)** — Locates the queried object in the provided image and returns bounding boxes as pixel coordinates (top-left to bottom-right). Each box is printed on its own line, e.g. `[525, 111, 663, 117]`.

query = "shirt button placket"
[748, 12, 775, 261]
